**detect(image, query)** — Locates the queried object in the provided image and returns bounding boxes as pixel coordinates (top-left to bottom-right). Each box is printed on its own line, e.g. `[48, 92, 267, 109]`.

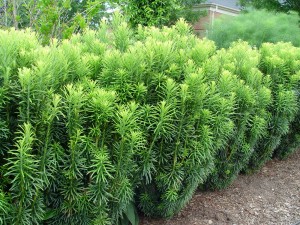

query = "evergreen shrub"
[263, 43, 300, 160]
[203, 41, 272, 189]
[246, 42, 300, 171]
[0, 17, 300, 224]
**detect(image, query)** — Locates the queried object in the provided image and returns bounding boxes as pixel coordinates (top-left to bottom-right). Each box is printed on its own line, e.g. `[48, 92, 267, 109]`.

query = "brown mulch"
[140, 150, 300, 225]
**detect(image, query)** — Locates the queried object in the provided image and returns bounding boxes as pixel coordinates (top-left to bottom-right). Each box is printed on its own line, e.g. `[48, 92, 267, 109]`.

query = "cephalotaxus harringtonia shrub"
[94, 20, 229, 218]
[0, 30, 41, 224]
[0, 29, 38, 155]
[272, 44, 300, 159]
[203, 41, 272, 189]
[1, 16, 300, 224]
[276, 76, 300, 161]
[0, 19, 220, 223]
[261, 43, 300, 159]
[251, 42, 300, 164]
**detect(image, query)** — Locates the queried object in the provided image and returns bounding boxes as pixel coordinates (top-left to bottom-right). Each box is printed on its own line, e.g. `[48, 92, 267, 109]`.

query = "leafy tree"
[239, 0, 300, 14]
[121, 0, 206, 27]
[0, 0, 206, 41]
[0, 0, 115, 43]
[33, 0, 112, 43]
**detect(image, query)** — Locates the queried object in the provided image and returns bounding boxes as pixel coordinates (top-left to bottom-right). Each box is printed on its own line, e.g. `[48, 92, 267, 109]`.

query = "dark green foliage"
[275, 71, 300, 160]
[5, 123, 44, 224]
[0, 190, 10, 224]
[207, 10, 300, 49]
[1, 15, 300, 224]
[275, 115, 300, 159]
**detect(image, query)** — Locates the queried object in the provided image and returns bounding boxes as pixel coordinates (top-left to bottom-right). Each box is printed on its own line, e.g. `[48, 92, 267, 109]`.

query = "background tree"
[120, 0, 206, 27]
[0, 0, 207, 40]
[0, 0, 116, 43]
[239, 0, 300, 15]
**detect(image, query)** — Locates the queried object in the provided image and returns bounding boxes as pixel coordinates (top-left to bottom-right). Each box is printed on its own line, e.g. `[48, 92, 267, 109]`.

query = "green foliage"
[0, 191, 10, 224]
[5, 123, 44, 224]
[122, 0, 205, 27]
[1, 14, 300, 224]
[95, 19, 220, 217]
[207, 10, 300, 49]
[0, 0, 114, 44]
[203, 41, 272, 189]
[123, 0, 177, 27]
[0, 0, 206, 43]
[275, 116, 300, 159]
[257, 43, 300, 163]
[239, 0, 300, 15]
[246, 42, 299, 171]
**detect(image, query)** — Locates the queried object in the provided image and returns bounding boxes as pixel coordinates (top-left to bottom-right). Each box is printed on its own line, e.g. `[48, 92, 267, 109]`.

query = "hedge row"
[0, 18, 300, 224]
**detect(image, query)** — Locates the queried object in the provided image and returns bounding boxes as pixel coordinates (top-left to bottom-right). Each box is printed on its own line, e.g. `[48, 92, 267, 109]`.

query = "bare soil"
[140, 150, 300, 225]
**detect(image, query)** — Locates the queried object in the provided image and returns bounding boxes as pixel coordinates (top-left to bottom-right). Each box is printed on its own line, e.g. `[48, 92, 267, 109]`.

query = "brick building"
[193, 0, 241, 36]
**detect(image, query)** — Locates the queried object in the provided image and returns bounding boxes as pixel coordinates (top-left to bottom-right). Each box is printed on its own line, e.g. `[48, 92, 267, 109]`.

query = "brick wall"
[193, 10, 223, 37]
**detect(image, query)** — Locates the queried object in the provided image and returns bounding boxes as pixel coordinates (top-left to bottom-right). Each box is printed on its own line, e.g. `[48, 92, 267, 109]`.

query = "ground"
[141, 150, 300, 225]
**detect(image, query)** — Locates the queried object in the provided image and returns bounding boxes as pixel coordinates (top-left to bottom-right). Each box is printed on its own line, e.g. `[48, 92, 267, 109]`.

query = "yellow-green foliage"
[203, 41, 272, 189]
[0, 17, 300, 225]
[252, 42, 300, 165]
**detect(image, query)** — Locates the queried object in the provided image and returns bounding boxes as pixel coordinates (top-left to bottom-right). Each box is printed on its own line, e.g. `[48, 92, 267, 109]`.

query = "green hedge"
[247, 42, 300, 171]
[203, 42, 272, 189]
[0, 18, 300, 224]
[264, 43, 300, 160]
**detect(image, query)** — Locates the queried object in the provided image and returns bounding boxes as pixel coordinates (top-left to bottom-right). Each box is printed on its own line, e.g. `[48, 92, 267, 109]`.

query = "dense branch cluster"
[0, 17, 299, 224]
